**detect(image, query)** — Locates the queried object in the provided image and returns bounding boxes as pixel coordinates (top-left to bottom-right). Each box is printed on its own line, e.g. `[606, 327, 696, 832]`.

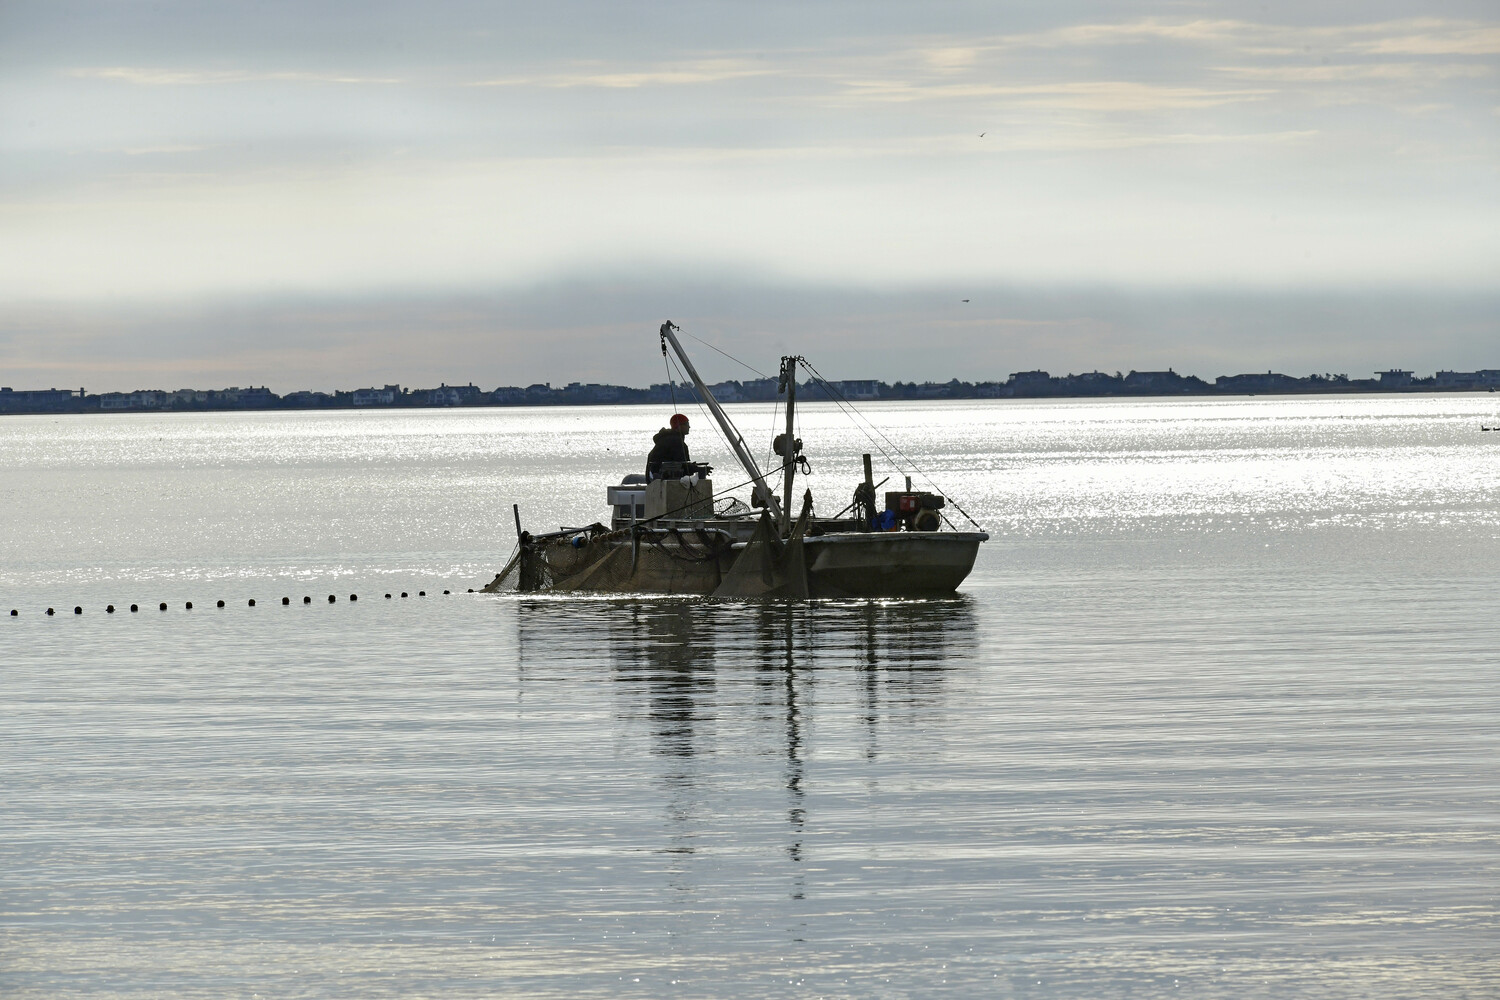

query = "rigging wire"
[660, 339, 677, 410]
[664, 351, 771, 503]
[664, 353, 726, 458]
[799, 357, 985, 531]
[682, 330, 772, 380]
[662, 328, 978, 529]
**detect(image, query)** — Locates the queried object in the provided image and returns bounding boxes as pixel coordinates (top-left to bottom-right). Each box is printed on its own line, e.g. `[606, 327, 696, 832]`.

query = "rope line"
[799, 358, 985, 531]
[683, 329, 772, 380]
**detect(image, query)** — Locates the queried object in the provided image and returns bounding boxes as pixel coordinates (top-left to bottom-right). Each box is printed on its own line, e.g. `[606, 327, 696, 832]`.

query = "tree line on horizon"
[1, 366, 1496, 414]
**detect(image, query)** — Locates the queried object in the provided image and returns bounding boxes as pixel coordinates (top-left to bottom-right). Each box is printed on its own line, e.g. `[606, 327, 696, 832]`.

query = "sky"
[1, 1, 1496, 392]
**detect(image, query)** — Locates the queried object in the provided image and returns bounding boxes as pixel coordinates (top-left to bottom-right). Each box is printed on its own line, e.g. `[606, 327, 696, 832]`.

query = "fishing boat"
[484, 322, 988, 597]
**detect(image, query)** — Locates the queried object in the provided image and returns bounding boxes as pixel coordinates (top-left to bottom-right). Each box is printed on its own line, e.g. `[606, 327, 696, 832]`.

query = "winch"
[884, 491, 945, 531]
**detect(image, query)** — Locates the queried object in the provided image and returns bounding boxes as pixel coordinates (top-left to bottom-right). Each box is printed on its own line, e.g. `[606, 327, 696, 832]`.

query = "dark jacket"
[645, 428, 690, 477]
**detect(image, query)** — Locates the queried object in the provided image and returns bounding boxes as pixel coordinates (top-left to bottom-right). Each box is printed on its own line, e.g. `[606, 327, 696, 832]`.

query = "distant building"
[1434, 370, 1500, 389]
[738, 378, 781, 402]
[352, 384, 401, 406]
[1377, 369, 1414, 388]
[829, 379, 880, 400]
[706, 380, 744, 402]
[1123, 369, 1200, 393]
[1057, 371, 1121, 394]
[1215, 372, 1304, 393]
[1005, 371, 1055, 397]
[419, 382, 484, 406]
[0, 387, 81, 412]
[561, 382, 625, 404]
[282, 390, 334, 408]
[233, 386, 277, 408]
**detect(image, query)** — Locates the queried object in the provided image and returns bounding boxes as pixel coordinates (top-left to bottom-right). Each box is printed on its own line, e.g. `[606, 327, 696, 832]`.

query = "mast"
[780, 355, 796, 532]
[659, 321, 783, 522]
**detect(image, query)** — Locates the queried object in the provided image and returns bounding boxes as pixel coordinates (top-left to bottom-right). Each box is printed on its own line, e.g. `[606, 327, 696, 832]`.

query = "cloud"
[113, 145, 207, 156]
[1217, 62, 1492, 82]
[1346, 24, 1500, 56]
[832, 80, 1273, 110]
[468, 58, 774, 89]
[69, 67, 404, 86]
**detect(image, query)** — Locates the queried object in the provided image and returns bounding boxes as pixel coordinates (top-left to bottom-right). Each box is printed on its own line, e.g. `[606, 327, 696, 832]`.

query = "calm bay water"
[2, 397, 1498, 998]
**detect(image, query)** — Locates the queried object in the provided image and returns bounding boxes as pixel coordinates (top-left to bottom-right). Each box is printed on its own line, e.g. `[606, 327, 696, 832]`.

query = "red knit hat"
[669, 413, 690, 431]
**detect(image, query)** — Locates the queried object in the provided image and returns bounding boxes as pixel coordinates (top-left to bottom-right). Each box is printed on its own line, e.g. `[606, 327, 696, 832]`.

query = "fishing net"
[482, 526, 737, 595]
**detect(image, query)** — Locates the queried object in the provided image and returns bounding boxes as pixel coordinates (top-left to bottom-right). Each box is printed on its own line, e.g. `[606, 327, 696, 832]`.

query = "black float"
[15, 582, 465, 620]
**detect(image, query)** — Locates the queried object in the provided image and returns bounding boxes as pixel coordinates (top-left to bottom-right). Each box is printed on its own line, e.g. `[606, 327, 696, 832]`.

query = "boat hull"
[802, 531, 989, 597]
[486, 524, 989, 598]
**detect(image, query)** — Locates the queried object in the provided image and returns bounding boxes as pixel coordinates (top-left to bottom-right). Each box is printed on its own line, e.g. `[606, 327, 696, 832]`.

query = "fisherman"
[646, 413, 691, 479]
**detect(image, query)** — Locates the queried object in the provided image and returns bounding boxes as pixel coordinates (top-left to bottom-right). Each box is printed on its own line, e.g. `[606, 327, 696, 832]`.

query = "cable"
[799, 358, 985, 531]
[661, 349, 677, 410]
[665, 352, 735, 466]
[683, 330, 772, 380]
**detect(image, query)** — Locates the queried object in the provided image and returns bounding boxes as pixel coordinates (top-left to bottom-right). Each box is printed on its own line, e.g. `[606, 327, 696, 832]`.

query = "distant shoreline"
[2, 367, 1496, 415]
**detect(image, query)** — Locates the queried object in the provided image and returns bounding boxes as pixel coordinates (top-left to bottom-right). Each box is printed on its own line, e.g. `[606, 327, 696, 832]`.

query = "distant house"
[492, 386, 526, 404]
[738, 378, 781, 402]
[1124, 369, 1203, 393]
[562, 382, 625, 404]
[282, 390, 334, 408]
[1377, 370, 1413, 388]
[1006, 371, 1053, 396]
[420, 382, 484, 406]
[830, 379, 881, 400]
[1434, 370, 1500, 389]
[1058, 371, 1122, 394]
[1215, 372, 1303, 393]
[352, 384, 401, 406]
[707, 380, 744, 402]
[233, 386, 277, 408]
[0, 387, 81, 412]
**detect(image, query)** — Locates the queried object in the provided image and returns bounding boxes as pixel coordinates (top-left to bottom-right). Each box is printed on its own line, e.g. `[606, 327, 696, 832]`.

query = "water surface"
[3, 397, 1498, 997]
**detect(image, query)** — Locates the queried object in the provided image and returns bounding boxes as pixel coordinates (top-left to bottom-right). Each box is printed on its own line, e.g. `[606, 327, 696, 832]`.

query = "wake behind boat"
[484, 322, 988, 597]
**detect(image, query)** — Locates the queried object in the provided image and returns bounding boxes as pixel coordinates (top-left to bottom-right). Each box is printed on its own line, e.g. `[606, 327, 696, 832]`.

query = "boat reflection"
[513, 597, 977, 891]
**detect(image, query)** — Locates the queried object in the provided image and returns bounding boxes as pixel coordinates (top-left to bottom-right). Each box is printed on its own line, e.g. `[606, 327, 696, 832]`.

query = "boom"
[659, 321, 784, 523]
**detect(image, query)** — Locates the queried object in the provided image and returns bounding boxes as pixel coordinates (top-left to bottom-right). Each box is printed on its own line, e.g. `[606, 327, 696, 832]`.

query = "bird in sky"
[978, 132, 986, 137]
[962, 299, 970, 303]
